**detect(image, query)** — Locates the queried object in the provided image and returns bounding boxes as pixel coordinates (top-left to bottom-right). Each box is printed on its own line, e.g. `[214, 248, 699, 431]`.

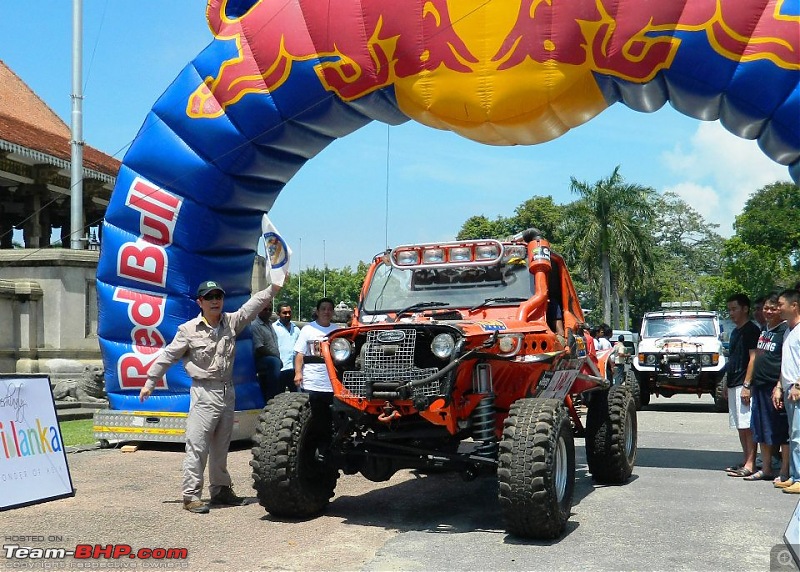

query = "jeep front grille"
[341, 329, 440, 398]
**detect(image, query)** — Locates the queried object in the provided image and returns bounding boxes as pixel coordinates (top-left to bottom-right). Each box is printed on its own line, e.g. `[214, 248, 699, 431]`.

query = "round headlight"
[701, 354, 711, 365]
[498, 336, 516, 353]
[645, 354, 656, 365]
[330, 338, 353, 363]
[431, 333, 455, 359]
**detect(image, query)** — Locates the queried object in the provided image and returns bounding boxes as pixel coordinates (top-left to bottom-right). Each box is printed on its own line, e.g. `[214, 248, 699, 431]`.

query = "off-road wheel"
[637, 374, 651, 407]
[713, 374, 728, 413]
[250, 392, 338, 517]
[585, 385, 637, 484]
[498, 398, 575, 539]
[625, 369, 642, 410]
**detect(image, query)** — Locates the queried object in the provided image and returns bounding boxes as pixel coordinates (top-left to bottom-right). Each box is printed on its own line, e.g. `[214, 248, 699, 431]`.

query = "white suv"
[632, 310, 727, 411]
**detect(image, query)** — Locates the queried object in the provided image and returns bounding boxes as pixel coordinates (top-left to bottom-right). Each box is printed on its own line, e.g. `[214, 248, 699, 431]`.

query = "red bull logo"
[187, 0, 799, 142]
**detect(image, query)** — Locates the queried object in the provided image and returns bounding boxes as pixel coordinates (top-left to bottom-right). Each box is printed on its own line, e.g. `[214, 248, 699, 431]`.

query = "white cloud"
[660, 121, 788, 236]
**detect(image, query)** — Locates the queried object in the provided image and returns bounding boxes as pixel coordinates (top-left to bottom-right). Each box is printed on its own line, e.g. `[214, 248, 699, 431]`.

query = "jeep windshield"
[642, 316, 717, 338]
[361, 259, 534, 315]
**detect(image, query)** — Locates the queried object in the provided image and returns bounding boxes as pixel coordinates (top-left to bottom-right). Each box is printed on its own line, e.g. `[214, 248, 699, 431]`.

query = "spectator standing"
[725, 294, 761, 477]
[294, 298, 340, 441]
[743, 294, 789, 482]
[273, 302, 300, 395]
[595, 323, 612, 351]
[753, 296, 767, 330]
[251, 306, 283, 403]
[777, 290, 800, 493]
[612, 334, 630, 385]
[140, 280, 279, 513]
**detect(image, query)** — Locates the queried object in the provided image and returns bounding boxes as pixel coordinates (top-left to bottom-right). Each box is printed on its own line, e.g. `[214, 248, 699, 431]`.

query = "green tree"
[277, 262, 369, 321]
[563, 167, 655, 325]
[456, 215, 510, 240]
[733, 180, 800, 270]
[649, 192, 725, 307]
[456, 196, 565, 246]
[708, 236, 792, 311]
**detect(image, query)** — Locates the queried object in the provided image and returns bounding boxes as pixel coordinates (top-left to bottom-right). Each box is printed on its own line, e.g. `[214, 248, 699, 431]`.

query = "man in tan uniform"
[140, 279, 279, 513]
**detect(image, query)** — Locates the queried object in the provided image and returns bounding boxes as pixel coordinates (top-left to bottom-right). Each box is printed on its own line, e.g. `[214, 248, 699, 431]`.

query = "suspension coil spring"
[472, 394, 497, 457]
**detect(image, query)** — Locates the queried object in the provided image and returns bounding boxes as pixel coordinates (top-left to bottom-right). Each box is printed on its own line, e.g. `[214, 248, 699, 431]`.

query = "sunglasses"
[203, 293, 224, 301]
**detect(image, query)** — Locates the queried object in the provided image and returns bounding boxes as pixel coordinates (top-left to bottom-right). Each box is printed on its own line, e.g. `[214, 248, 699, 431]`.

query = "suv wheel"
[250, 392, 339, 517]
[498, 398, 575, 539]
[713, 373, 728, 413]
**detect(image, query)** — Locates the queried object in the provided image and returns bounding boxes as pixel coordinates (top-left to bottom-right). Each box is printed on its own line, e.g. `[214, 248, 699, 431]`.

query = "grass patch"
[59, 419, 97, 447]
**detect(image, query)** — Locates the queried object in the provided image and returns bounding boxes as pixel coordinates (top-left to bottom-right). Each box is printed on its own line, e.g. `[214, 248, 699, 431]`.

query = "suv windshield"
[642, 316, 717, 338]
[361, 260, 534, 314]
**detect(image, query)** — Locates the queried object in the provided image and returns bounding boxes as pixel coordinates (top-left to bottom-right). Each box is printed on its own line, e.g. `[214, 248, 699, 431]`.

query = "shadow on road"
[641, 400, 721, 413]
[306, 450, 615, 542]
[636, 447, 739, 470]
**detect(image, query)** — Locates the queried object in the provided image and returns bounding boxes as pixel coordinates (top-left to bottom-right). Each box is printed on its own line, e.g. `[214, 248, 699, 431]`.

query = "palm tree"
[565, 167, 655, 325]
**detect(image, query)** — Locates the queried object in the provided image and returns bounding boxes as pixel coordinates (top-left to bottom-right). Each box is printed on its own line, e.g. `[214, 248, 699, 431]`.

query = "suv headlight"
[701, 354, 711, 365]
[497, 334, 523, 357]
[330, 338, 353, 363]
[639, 353, 656, 365]
[431, 333, 455, 359]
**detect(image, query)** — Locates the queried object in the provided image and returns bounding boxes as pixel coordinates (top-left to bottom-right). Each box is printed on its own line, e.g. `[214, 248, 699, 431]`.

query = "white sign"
[0, 375, 74, 510]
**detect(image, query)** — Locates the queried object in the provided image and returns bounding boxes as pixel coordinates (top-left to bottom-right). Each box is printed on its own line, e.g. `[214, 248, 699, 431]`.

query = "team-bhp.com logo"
[3, 543, 189, 567]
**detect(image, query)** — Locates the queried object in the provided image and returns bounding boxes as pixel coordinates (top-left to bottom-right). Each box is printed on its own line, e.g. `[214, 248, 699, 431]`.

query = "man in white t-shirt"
[775, 289, 800, 493]
[294, 298, 339, 440]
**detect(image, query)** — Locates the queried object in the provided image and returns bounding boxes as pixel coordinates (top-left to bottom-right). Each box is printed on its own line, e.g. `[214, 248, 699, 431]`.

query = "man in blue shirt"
[273, 302, 300, 395]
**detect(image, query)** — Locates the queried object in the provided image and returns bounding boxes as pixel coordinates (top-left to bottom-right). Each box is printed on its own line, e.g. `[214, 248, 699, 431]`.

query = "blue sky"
[2, 1, 790, 270]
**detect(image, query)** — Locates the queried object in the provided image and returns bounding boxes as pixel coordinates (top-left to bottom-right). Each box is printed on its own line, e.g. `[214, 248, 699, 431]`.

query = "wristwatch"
[743, 382, 751, 389]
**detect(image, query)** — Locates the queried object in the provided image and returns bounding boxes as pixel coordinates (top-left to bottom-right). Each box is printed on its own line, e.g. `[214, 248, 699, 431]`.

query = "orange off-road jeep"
[250, 230, 637, 539]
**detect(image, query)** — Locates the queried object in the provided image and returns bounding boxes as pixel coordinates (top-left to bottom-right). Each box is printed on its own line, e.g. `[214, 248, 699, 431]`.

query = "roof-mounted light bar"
[389, 239, 504, 269]
[660, 301, 702, 308]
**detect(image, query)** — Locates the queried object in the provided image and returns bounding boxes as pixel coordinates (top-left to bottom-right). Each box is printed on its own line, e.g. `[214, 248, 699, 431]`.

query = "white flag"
[262, 214, 292, 287]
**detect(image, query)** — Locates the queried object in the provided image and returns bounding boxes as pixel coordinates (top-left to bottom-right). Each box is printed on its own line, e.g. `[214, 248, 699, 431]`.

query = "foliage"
[456, 196, 565, 248]
[562, 166, 655, 325]
[707, 236, 794, 311]
[648, 192, 725, 307]
[734, 181, 800, 269]
[278, 262, 369, 321]
[59, 419, 96, 446]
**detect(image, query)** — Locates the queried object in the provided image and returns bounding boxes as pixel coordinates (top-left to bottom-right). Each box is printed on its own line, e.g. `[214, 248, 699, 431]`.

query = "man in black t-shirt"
[725, 293, 761, 477]
[742, 294, 789, 482]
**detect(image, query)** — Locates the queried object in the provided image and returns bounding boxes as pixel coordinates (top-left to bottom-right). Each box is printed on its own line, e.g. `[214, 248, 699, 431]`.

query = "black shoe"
[210, 486, 246, 506]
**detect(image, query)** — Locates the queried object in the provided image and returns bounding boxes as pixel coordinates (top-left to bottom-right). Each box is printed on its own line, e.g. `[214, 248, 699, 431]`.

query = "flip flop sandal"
[724, 464, 743, 472]
[743, 470, 774, 481]
[728, 467, 754, 477]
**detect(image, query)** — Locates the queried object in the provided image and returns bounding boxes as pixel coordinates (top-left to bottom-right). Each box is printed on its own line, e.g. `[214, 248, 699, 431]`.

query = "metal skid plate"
[93, 409, 262, 444]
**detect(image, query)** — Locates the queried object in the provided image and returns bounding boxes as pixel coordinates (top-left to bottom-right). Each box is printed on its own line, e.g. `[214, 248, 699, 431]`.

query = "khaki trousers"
[182, 381, 235, 502]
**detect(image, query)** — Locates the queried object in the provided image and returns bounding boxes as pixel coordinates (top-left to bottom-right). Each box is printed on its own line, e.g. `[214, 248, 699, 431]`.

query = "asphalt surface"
[1, 393, 798, 572]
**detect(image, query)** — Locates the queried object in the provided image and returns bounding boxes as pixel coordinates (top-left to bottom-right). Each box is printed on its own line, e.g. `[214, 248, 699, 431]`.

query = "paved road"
[1, 394, 798, 571]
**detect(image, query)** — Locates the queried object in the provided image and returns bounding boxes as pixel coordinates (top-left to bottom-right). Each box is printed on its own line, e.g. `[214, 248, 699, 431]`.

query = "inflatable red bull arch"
[97, 0, 800, 417]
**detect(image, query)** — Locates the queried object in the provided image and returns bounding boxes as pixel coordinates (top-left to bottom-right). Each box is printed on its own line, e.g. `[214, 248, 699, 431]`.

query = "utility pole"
[70, 0, 84, 249]
[298, 237, 302, 321]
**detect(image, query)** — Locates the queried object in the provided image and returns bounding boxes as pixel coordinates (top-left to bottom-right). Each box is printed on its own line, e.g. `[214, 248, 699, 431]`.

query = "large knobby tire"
[713, 373, 728, 413]
[585, 385, 637, 484]
[250, 392, 339, 518]
[498, 398, 576, 539]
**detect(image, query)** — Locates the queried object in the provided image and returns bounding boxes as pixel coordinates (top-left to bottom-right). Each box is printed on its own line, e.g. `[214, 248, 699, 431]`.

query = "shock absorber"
[472, 362, 497, 457]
